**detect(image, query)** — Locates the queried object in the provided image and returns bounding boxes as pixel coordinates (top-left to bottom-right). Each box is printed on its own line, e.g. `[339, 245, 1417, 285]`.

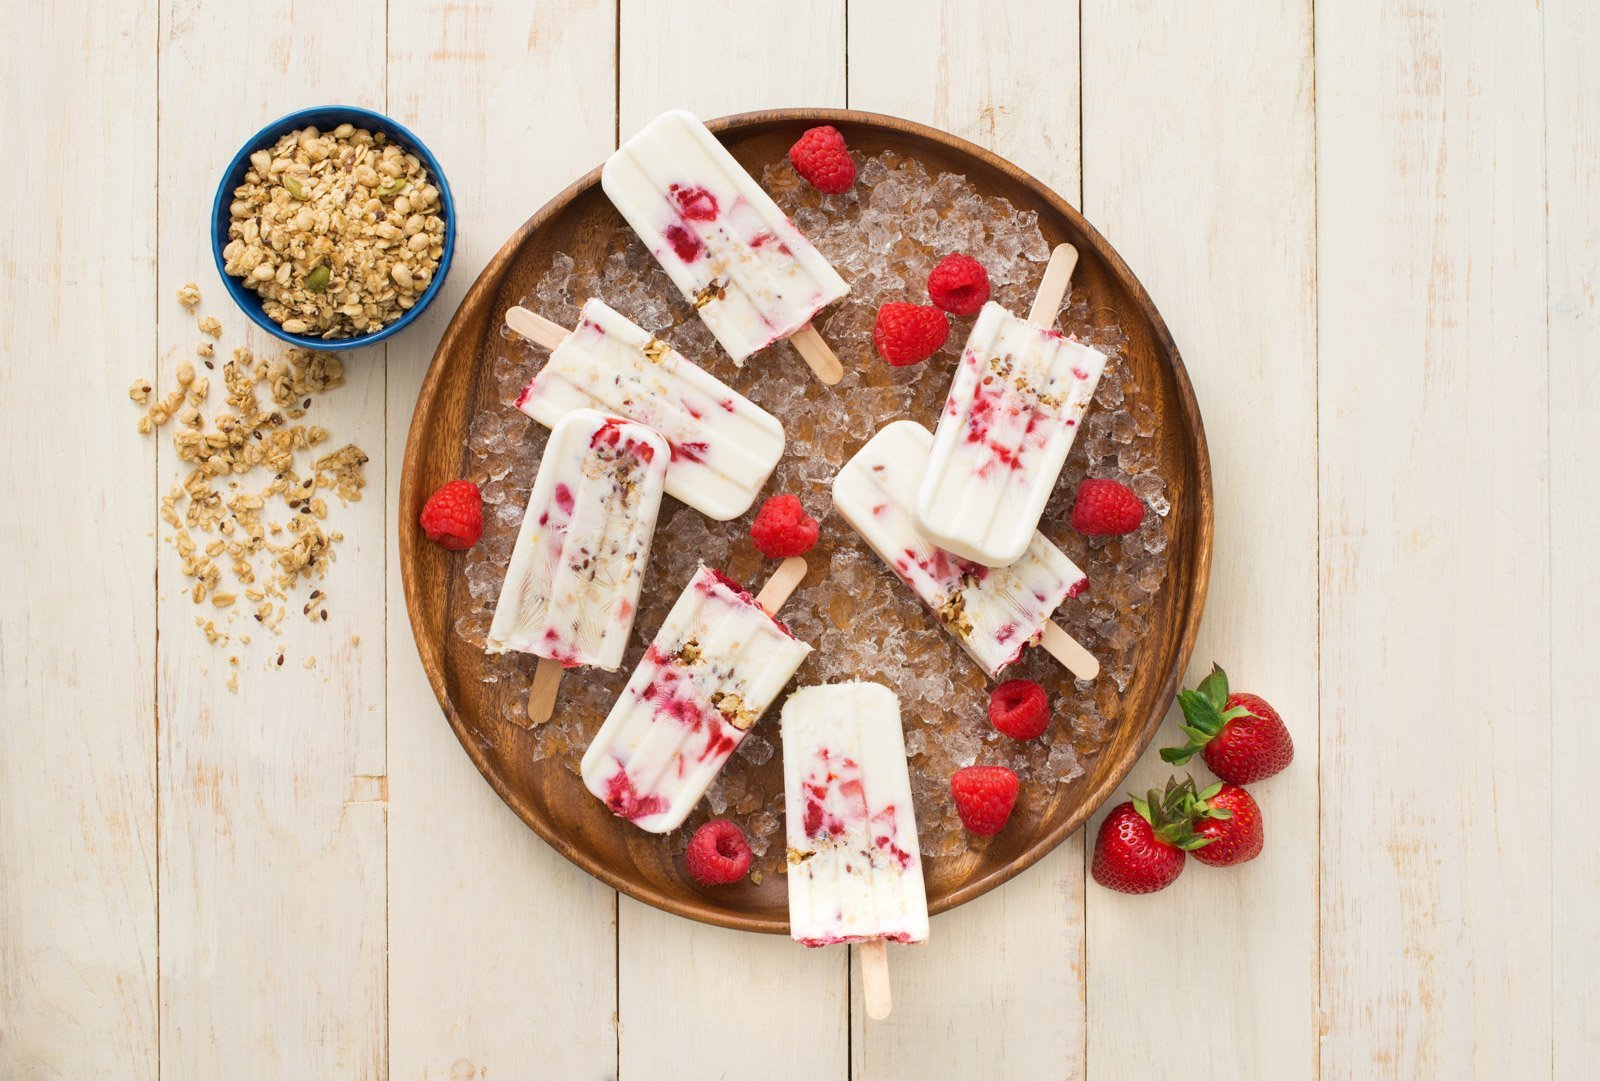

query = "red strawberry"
[950, 765, 1020, 836]
[1189, 782, 1265, 867]
[1161, 665, 1294, 784]
[1090, 775, 1209, 894]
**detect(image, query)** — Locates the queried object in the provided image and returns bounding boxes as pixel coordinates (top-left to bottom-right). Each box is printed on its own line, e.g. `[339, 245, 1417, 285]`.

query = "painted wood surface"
[1080, 2, 1321, 1079]
[1316, 1, 1551, 1076]
[0, 3, 160, 1078]
[2, 0, 1593, 1078]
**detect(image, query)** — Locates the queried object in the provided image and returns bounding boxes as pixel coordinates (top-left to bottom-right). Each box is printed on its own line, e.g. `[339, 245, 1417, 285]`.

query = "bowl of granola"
[211, 105, 456, 350]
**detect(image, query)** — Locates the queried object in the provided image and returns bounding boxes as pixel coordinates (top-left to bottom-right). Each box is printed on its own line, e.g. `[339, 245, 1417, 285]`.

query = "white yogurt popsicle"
[513, 298, 784, 521]
[782, 682, 929, 949]
[915, 300, 1107, 566]
[486, 408, 668, 670]
[833, 420, 1090, 680]
[602, 109, 849, 365]
[581, 562, 812, 833]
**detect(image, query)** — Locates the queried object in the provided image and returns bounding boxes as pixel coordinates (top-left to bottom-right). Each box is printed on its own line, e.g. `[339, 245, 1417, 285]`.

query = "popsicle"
[832, 420, 1099, 681]
[504, 298, 784, 521]
[486, 408, 669, 724]
[602, 109, 849, 384]
[781, 681, 928, 1019]
[915, 244, 1108, 566]
[580, 558, 812, 833]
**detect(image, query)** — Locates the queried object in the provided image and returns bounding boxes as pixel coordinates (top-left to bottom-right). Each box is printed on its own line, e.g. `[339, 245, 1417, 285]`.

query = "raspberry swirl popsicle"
[602, 110, 849, 380]
[915, 298, 1107, 567]
[833, 420, 1097, 681]
[511, 298, 784, 521]
[486, 408, 668, 674]
[580, 560, 812, 834]
[782, 682, 929, 949]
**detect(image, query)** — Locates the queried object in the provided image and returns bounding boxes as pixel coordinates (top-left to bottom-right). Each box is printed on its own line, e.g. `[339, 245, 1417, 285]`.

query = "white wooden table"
[3, 1, 1594, 1077]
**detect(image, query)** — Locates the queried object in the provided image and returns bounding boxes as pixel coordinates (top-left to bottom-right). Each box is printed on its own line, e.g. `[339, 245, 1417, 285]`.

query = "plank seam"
[1308, 0, 1322, 1078]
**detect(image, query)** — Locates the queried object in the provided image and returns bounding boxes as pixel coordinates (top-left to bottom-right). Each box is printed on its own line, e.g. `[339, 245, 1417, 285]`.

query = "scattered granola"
[221, 123, 447, 339]
[198, 315, 223, 339]
[134, 306, 368, 656]
[177, 281, 202, 311]
[197, 341, 215, 359]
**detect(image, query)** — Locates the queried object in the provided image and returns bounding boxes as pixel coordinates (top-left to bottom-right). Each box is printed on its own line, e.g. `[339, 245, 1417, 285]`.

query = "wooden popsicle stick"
[522, 656, 565, 728]
[1041, 621, 1100, 681]
[787, 323, 844, 385]
[859, 940, 893, 1020]
[1027, 242, 1080, 327]
[504, 305, 571, 350]
[755, 556, 809, 615]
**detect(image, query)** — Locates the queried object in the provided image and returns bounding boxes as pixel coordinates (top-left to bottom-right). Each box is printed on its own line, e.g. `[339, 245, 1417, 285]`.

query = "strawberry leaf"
[1177, 689, 1226, 736]
[1160, 744, 1197, 765]
[1196, 664, 1230, 710]
[1199, 781, 1224, 801]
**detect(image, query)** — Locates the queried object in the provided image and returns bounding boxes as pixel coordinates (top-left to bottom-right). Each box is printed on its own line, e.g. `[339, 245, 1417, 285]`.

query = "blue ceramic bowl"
[211, 105, 456, 351]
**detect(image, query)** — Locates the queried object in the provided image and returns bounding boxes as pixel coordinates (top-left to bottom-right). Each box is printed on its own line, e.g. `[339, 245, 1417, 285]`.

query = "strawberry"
[1161, 664, 1293, 784]
[1090, 775, 1210, 894]
[1189, 782, 1265, 867]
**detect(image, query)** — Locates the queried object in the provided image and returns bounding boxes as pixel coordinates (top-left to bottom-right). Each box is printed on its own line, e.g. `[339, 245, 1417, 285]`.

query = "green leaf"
[1160, 745, 1196, 765]
[1177, 836, 1213, 851]
[304, 266, 331, 293]
[1176, 689, 1225, 740]
[1196, 664, 1230, 710]
[1199, 781, 1224, 801]
[1207, 807, 1234, 820]
[1131, 796, 1151, 823]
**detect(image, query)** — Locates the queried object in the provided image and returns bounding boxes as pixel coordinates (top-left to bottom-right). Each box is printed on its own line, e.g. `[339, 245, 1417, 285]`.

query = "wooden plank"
[154, 2, 390, 1076]
[1078, 2, 1320, 1078]
[384, 2, 623, 1077]
[1545, 1, 1598, 1075]
[0, 2, 160, 1077]
[846, 3, 1086, 1077]
[614, 3, 850, 1077]
[1316, 2, 1550, 1076]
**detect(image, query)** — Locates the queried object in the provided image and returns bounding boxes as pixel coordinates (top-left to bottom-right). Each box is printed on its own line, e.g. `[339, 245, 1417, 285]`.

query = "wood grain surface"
[2, 2, 1592, 1079]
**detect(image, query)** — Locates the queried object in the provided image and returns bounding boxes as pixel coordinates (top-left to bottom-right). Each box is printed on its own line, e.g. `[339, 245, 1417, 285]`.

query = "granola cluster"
[222, 123, 446, 339]
[133, 283, 369, 645]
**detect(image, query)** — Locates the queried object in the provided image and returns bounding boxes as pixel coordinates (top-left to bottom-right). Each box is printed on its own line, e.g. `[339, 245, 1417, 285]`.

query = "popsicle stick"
[523, 657, 564, 727]
[755, 556, 809, 615]
[1026, 243, 1080, 327]
[788, 323, 844, 385]
[859, 940, 893, 1020]
[504, 305, 570, 350]
[1041, 621, 1100, 681]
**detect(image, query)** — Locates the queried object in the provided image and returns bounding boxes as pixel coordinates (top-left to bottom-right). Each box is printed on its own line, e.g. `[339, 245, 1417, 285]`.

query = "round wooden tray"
[400, 108, 1212, 933]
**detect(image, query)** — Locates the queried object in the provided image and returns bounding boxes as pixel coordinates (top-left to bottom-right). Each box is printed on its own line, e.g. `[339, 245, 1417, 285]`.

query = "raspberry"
[749, 494, 819, 558]
[787, 125, 856, 194]
[950, 765, 1020, 836]
[989, 679, 1050, 740]
[1069, 478, 1144, 536]
[685, 819, 752, 885]
[927, 253, 991, 316]
[419, 479, 483, 550]
[873, 303, 950, 366]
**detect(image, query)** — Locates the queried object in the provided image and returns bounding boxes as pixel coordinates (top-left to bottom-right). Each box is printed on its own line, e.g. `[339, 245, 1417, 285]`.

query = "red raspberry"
[787, 125, 856, 194]
[685, 819, 752, 885]
[1069, 478, 1144, 536]
[873, 302, 950, 366]
[419, 479, 483, 550]
[950, 765, 1020, 836]
[927, 253, 991, 316]
[749, 494, 819, 558]
[988, 679, 1050, 740]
